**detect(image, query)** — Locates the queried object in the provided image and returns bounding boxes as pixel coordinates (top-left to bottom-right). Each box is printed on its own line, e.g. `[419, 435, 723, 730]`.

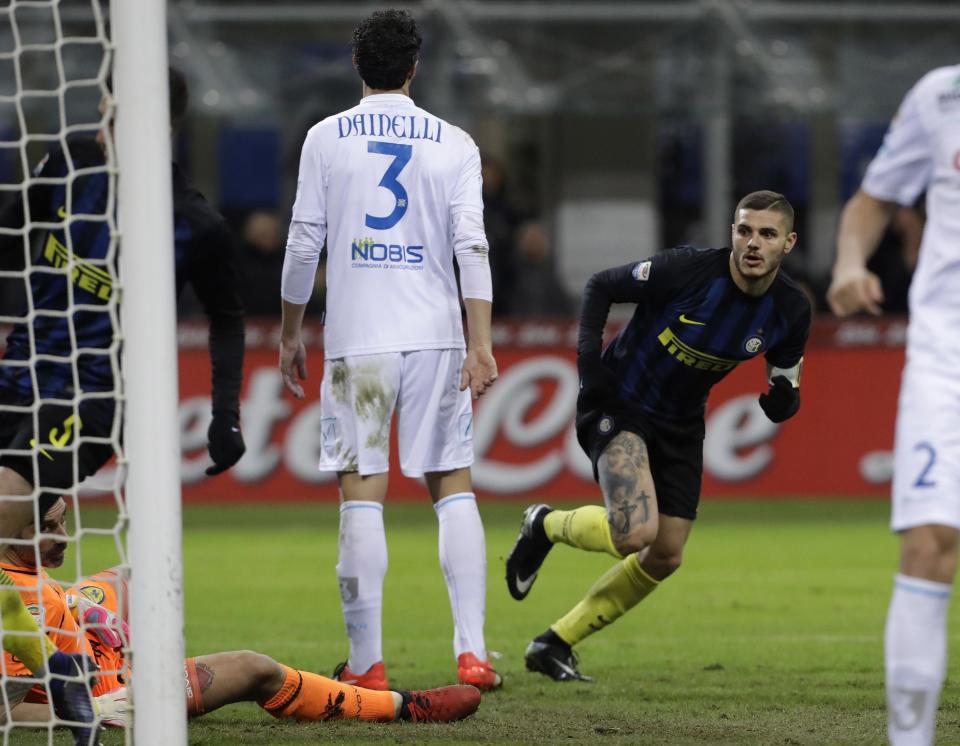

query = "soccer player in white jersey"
[829, 64, 960, 746]
[278, 9, 500, 692]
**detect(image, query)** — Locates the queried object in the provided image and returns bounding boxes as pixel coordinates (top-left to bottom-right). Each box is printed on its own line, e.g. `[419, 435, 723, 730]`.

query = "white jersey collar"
[359, 93, 414, 107]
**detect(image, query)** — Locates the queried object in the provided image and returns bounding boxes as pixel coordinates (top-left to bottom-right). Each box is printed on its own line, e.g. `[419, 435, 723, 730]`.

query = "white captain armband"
[767, 358, 803, 387]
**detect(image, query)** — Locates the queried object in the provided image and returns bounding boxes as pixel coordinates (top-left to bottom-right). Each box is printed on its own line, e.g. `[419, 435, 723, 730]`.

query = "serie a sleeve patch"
[632, 260, 651, 282]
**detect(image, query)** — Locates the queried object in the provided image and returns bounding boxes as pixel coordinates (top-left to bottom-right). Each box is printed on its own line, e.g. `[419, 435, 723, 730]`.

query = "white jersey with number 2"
[284, 93, 488, 359]
[861, 64, 960, 370]
[863, 65, 960, 531]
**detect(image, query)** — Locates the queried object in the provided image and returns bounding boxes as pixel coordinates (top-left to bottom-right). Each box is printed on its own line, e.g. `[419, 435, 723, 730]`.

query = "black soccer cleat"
[524, 639, 593, 683]
[505, 503, 554, 600]
[48, 651, 103, 746]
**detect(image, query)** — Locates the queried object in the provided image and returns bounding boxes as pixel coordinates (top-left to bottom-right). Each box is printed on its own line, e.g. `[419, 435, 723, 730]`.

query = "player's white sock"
[336, 501, 387, 674]
[886, 572, 952, 746]
[435, 492, 487, 660]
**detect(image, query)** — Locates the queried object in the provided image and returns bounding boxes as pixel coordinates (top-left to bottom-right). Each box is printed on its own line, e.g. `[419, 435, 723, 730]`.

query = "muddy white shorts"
[318, 348, 474, 478]
[891, 362, 960, 532]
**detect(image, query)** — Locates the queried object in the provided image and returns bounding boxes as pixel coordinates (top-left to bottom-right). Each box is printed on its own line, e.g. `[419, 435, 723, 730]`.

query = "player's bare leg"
[522, 433, 693, 682]
[22, 650, 481, 725]
[184, 652, 286, 713]
[191, 650, 480, 723]
[507, 431, 659, 604]
[182, 651, 397, 722]
[639, 515, 694, 581]
[334, 471, 390, 689]
[425, 467, 500, 690]
[339, 471, 388, 506]
[596, 432, 660, 556]
[887, 524, 958, 746]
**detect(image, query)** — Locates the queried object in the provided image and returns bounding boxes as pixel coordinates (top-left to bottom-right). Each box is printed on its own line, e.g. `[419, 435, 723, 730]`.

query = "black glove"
[206, 410, 246, 476]
[758, 376, 800, 423]
[577, 357, 621, 413]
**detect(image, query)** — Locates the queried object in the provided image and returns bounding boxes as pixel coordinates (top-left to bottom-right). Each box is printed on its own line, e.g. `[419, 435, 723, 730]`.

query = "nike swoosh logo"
[553, 659, 580, 678]
[57, 205, 67, 219]
[514, 573, 536, 594]
[231, 427, 240, 433]
[679, 314, 705, 326]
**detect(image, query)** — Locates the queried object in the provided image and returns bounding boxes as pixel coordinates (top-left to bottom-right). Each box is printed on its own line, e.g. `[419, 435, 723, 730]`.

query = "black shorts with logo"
[576, 403, 705, 520]
[0, 389, 117, 505]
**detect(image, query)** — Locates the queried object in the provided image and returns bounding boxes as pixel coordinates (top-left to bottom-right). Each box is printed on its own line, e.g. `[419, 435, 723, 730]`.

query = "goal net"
[0, 1, 185, 743]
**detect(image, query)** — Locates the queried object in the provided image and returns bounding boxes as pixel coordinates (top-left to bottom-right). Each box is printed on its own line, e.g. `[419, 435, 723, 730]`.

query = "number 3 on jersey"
[365, 141, 412, 230]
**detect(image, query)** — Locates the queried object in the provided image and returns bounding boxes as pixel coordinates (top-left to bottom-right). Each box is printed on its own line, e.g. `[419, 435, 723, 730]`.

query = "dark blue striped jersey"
[0, 139, 114, 400]
[581, 246, 811, 422]
[0, 138, 244, 414]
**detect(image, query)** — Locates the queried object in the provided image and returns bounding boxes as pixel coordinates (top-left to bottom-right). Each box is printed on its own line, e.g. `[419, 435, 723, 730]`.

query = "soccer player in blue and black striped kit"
[507, 190, 812, 682]
[0, 68, 245, 743]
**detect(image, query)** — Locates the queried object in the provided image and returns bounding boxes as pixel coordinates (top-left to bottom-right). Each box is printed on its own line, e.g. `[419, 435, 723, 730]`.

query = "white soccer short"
[891, 362, 960, 531]
[318, 348, 474, 478]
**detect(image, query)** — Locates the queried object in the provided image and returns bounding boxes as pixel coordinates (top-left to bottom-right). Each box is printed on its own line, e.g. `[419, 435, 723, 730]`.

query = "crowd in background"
[214, 151, 919, 321]
[0, 153, 920, 325]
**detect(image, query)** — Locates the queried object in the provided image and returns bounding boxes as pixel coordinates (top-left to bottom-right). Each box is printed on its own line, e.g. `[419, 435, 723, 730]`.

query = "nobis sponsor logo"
[351, 237, 424, 270]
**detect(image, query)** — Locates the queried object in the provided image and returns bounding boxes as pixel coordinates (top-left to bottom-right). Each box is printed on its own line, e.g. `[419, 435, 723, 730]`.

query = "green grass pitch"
[20, 498, 960, 744]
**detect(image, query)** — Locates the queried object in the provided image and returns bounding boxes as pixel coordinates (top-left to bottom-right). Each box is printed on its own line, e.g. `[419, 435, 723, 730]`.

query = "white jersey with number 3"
[285, 93, 488, 359]
[861, 64, 960, 370]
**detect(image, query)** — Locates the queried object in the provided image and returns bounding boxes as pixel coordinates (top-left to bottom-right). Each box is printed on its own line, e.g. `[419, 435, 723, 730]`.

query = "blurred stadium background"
[5, 0, 960, 743]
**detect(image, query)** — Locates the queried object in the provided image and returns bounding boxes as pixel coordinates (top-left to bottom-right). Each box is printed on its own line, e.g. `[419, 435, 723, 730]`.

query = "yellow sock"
[543, 506, 622, 558]
[552, 554, 659, 646]
[0, 570, 54, 674]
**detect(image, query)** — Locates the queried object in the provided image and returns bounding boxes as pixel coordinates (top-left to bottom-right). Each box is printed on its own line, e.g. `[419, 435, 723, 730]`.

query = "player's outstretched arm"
[461, 297, 497, 399]
[279, 299, 308, 399]
[828, 189, 897, 317]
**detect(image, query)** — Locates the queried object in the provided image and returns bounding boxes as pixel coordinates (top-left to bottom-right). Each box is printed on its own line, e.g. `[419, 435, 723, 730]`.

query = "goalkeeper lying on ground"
[1, 499, 481, 728]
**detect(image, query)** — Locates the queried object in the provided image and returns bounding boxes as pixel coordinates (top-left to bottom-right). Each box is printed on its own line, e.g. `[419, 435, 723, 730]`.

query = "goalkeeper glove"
[96, 687, 130, 728]
[206, 409, 246, 476]
[67, 593, 129, 649]
[758, 375, 800, 423]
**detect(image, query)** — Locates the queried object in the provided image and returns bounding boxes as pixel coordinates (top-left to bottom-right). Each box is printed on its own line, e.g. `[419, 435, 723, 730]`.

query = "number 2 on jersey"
[365, 141, 412, 230]
[913, 442, 937, 488]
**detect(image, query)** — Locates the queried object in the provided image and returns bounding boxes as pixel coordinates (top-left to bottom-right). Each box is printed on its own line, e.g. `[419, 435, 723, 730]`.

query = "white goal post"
[112, 0, 187, 743]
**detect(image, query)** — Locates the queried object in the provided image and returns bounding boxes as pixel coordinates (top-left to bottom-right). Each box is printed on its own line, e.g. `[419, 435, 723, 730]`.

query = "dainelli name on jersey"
[337, 113, 442, 143]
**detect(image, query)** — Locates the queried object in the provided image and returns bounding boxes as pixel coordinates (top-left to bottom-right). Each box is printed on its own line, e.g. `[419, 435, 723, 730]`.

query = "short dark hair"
[735, 190, 795, 232]
[353, 9, 422, 91]
[168, 66, 189, 134]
